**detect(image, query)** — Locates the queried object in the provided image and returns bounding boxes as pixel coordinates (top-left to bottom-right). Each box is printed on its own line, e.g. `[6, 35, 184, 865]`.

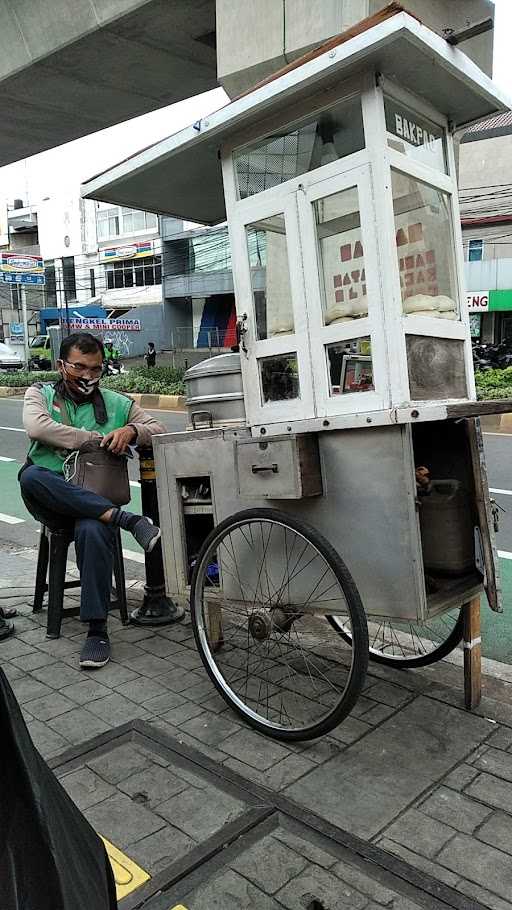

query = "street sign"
[9, 323, 23, 336]
[0, 271, 45, 285]
[0, 251, 45, 285]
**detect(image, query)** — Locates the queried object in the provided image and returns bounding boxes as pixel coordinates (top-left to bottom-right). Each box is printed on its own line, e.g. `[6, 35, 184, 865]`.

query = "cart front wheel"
[190, 508, 368, 741]
[327, 607, 464, 668]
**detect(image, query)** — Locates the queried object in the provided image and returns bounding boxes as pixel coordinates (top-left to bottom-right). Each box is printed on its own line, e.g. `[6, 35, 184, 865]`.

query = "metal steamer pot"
[184, 352, 246, 429]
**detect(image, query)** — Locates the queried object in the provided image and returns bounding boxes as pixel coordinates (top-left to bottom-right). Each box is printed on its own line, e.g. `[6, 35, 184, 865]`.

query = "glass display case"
[223, 78, 472, 432]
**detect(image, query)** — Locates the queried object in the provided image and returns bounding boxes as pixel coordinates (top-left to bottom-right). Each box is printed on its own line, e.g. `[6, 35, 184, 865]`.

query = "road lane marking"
[498, 550, 512, 560]
[0, 512, 24, 524]
[484, 432, 512, 437]
[122, 548, 145, 564]
[490, 488, 512, 496]
[0, 425, 25, 432]
[129, 480, 141, 488]
[0, 456, 15, 462]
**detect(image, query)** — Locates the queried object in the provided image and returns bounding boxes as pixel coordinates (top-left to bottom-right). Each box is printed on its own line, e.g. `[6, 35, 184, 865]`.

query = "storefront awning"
[81, 7, 511, 226]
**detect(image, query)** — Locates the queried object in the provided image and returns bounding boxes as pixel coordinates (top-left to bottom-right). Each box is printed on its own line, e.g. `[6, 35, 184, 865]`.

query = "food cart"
[83, 5, 512, 741]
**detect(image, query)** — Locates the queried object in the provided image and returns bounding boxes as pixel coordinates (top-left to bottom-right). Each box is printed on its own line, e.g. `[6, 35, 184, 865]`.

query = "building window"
[105, 256, 162, 290]
[468, 239, 483, 262]
[97, 208, 120, 241]
[44, 261, 57, 306]
[97, 205, 157, 241]
[62, 256, 76, 302]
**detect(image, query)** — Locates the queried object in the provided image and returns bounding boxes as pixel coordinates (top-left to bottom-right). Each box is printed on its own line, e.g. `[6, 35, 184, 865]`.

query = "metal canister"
[184, 352, 246, 429]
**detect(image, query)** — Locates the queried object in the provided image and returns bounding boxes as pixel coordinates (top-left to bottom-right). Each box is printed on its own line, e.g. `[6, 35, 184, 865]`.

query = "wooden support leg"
[463, 597, 482, 710]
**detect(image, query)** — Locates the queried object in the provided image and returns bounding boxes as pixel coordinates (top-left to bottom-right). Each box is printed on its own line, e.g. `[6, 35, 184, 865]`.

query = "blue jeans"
[20, 465, 116, 623]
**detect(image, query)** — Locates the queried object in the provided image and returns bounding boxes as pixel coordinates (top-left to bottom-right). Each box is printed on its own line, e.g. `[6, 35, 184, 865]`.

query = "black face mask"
[61, 364, 101, 397]
[73, 375, 101, 396]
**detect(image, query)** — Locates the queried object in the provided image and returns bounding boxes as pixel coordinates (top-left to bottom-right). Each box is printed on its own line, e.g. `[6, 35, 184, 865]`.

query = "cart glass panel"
[391, 169, 459, 319]
[246, 215, 295, 340]
[326, 337, 373, 396]
[260, 353, 300, 403]
[233, 96, 365, 200]
[384, 96, 447, 174]
[313, 185, 368, 326]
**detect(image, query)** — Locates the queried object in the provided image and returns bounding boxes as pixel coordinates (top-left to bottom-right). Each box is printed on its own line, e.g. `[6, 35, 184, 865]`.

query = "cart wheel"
[327, 606, 464, 668]
[190, 508, 368, 741]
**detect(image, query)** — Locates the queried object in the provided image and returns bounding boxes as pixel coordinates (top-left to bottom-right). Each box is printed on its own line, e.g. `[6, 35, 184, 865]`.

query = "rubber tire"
[327, 607, 464, 669]
[190, 507, 369, 741]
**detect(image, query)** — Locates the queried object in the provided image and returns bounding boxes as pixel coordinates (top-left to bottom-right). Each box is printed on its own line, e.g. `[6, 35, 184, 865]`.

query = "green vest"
[28, 383, 133, 474]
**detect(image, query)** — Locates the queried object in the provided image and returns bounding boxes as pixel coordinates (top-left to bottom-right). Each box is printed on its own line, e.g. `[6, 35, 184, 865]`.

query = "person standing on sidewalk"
[18, 332, 172, 669]
[145, 342, 157, 368]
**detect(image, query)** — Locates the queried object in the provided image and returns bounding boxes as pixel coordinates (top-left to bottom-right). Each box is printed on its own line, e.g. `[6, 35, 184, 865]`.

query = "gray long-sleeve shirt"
[23, 385, 167, 451]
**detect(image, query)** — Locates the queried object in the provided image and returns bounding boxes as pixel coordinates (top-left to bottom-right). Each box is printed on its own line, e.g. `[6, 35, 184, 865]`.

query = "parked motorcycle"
[102, 359, 127, 377]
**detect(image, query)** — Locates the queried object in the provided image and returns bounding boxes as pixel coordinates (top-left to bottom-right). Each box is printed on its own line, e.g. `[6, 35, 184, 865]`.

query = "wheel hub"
[248, 610, 272, 641]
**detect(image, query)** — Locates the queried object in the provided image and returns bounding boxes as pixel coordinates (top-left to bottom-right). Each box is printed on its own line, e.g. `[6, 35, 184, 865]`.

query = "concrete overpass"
[0, 1, 496, 170]
[0, 0, 216, 166]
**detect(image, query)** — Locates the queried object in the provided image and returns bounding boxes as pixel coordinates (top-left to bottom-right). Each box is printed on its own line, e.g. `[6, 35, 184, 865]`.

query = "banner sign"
[100, 241, 153, 262]
[467, 292, 489, 312]
[467, 290, 512, 313]
[0, 251, 45, 285]
[68, 318, 141, 332]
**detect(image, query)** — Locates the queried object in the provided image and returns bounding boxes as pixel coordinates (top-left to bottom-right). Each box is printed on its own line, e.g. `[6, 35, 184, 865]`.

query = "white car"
[0, 342, 24, 370]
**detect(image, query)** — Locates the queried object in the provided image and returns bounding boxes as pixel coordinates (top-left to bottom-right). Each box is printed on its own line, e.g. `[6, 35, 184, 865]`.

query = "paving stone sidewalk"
[2, 541, 512, 909]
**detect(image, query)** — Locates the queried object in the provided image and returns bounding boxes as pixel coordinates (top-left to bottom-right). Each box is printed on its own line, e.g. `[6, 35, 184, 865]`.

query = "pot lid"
[184, 352, 242, 380]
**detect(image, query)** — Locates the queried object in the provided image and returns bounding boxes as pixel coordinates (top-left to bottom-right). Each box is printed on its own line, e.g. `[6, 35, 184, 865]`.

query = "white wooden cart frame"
[222, 72, 474, 432]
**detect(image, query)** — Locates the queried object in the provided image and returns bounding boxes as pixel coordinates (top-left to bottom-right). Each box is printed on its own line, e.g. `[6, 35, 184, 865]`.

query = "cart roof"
[81, 5, 511, 225]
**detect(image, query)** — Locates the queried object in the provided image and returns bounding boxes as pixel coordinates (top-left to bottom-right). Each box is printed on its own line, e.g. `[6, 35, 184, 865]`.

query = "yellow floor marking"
[101, 836, 151, 899]
[168, 905, 189, 909]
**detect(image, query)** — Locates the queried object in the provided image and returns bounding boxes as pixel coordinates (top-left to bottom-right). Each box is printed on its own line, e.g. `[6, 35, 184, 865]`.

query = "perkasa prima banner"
[467, 290, 512, 312]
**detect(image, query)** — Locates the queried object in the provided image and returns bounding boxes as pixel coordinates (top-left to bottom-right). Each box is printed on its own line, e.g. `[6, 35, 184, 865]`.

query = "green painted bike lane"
[0, 459, 143, 557]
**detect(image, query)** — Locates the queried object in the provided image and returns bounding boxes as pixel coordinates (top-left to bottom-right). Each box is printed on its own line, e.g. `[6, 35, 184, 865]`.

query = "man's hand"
[101, 425, 137, 455]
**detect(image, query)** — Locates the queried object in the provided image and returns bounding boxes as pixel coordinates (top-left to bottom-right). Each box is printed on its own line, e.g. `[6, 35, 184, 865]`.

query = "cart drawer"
[236, 434, 322, 499]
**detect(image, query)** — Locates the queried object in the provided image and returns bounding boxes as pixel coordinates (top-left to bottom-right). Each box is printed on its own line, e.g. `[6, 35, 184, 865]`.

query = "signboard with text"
[100, 241, 153, 262]
[68, 318, 141, 332]
[467, 292, 489, 312]
[0, 251, 45, 286]
[467, 290, 512, 313]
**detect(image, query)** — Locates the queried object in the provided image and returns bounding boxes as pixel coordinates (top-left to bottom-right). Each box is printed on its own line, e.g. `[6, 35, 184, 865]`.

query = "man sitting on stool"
[19, 332, 171, 669]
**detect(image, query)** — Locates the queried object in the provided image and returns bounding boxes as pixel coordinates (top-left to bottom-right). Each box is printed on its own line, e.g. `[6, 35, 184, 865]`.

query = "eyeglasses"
[63, 360, 103, 378]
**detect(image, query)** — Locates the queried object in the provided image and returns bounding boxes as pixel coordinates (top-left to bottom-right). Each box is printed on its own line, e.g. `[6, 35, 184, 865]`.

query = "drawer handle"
[251, 464, 279, 474]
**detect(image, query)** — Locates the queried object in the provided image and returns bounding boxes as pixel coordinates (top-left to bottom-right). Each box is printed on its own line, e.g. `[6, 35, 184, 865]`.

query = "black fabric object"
[0, 668, 118, 910]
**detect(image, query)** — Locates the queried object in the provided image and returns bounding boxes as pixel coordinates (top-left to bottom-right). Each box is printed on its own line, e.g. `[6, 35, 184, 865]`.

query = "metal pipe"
[130, 446, 185, 626]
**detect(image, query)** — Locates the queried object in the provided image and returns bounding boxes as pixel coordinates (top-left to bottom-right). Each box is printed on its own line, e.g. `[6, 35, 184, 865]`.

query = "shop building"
[460, 113, 512, 343]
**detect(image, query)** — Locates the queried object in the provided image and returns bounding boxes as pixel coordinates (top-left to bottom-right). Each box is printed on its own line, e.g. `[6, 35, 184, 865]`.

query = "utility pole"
[21, 284, 29, 367]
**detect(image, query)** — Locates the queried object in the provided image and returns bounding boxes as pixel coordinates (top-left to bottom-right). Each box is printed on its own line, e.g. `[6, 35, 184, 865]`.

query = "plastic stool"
[33, 524, 129, 639]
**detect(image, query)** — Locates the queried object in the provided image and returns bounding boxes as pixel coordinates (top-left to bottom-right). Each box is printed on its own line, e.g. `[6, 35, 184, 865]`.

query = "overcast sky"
[0, 0, 510, 208]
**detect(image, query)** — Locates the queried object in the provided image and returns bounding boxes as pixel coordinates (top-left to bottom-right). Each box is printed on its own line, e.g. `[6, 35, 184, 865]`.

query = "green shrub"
[475, 368, 512, 401]
[0, 366, 185, 396]
[0, 370, 59, 386]
[102, 366, 185, 396]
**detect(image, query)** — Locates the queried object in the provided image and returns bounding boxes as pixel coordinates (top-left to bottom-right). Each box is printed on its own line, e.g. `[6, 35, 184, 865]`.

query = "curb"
[126, 393, 186, 411]
[0, 387, 187, 411]
[0, 387, 26, 397]
[481, 413, 512, 434]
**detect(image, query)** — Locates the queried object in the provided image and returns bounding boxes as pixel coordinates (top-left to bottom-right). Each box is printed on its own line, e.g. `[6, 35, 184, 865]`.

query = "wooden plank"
[466, 417, 502, 613]
[446, 399, 512, 418]
[463, 597, 481, 710]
